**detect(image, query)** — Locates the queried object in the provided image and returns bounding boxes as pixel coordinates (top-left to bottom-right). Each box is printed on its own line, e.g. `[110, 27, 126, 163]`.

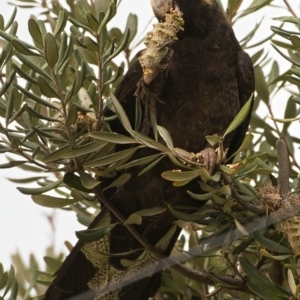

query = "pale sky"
[0, 0, 299, 274]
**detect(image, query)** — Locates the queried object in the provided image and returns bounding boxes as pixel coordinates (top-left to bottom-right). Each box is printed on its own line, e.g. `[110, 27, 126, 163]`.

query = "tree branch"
[97, 192, 249, 291]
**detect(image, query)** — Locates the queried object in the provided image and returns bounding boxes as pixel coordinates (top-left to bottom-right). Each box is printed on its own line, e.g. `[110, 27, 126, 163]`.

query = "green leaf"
[131, 130, 169, 152]
[86, 11, 99, 32]
[25, 105, 60, 122]
[4, 7, 17, 31]
[110, 93, 132, 132]
[103, 28, 130, 65]
[223, 93, 254, 137]
[252, 232, 291, 254]
[15, 52, 52, 80]
[169, 206, 212, 222]
[78, 170, 100, 189]
[66, 70, 83, 99]
[117, 153, 164, 171]
[156, 225, 177, 248]
[63, 141, 107, 159]
[32, 194, 80, 208]
[88, 131, 136, 144]
[44, 33, 58, 68]
[123, 213, 142, 225]
[187, 190, 215, 201]
[17, 178, 63, 195]
[103, 173, 131, 190]
[125, 13, 138, 46]
[65, 102, 77, 126]
[42, 145, 71, 163]
[290, 35, 300, 48]
[63, 172, 94, 193]
[5, 87, 15, 127]
[43, 256, 62, 272]
[28, 18, 43, 47]
[76, 223, 118, 243]
[157, 125, 174, 150]
[12, 38, 41, 56]
[0, 69, 16, 98]
[12, 63, 37, 84]
[161, 169, 200, 182]
[206, 135, 223, 146]
[37, 76, 59, 98]
[260, 249, 291, 261]
[0, 160, 27, 169]
[83, 146, 140, 168]
[138, 155, 165, 176]
[240, 257, 290, 299]
[53, 9, 68, 37]
[15, 84, 59, 110]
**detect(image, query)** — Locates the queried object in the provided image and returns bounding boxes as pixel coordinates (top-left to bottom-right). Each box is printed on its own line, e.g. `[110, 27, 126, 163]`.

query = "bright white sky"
[0, 0, 299, 273]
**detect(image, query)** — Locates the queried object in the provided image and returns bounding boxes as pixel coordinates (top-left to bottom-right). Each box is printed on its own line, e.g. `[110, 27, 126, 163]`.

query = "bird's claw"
[195, 147, 216, 175]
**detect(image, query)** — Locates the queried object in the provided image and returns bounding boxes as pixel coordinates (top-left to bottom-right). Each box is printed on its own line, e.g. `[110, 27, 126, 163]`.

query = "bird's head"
[151, 0, 221, 36]
[151, 0, 215, 20]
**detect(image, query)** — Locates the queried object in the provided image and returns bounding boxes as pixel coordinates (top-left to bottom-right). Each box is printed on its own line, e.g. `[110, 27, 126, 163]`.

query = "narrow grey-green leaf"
[63, 172, 93, 193]
[0, 160, 27, 169]
[76, 223, 118, 243]
[45, 33, 58, 68]
[0, 69, 16, 98]
[5, 87, 15, 127]
[15, 52, 52, 80]
[65, 102, 77, 127]
[78, 170, 100, 189]
[117, 153, 164, 170]
[28, 18, 43, 47]
[63, 141, 107, 159]
[4, 7, 17, 31]
[53, 9, 68, 37]
[42, 144, 71, 163]
[252, 232, 291, 254]
[15, 84, 59, 110]
[32, 194, 79, 208]
[131, 130, 169, 152]
[17, 178, 63, 195]
[25, 105, 59, 122]
[83, 146, 140, 168]
[161, 169, 200, 182]
[88, 131, 136, 144]
[157, 125, 174, 150]
[223, 93, 254, 137]
[43, 256, 62, 272]
[12, 63, 37, 84]
[83, 36, 99, 52]
[187, 190, 215, 201]
[12, 38, 41, 56]
[103, 28, 130, 65]
[86, 11, 99, 32]
[110, 93, 132, 132]
[37, 76, 59, 98]
[103, 173, 131, 190]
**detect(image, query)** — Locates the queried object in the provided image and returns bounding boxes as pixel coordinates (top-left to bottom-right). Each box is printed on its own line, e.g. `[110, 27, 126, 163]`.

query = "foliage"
[1, 0, 300, 299]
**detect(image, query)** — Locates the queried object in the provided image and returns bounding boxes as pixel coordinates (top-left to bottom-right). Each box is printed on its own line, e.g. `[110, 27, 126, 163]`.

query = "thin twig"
[283, 0, 297, 18]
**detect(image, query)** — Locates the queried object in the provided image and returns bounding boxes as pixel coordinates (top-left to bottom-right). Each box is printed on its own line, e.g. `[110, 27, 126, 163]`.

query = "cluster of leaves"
[1, 0, 300, 299]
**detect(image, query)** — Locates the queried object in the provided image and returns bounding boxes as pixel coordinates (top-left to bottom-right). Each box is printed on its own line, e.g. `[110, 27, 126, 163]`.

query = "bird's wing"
[227, 49, 255, 161]
[43, 58, 181, 300]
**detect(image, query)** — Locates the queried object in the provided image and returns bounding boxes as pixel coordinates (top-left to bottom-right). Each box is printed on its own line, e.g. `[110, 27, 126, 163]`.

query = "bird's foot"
[195, 147, 216, 175]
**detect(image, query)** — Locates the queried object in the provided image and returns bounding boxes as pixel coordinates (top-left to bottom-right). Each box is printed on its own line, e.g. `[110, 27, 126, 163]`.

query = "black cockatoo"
[44, 0, 254, 299]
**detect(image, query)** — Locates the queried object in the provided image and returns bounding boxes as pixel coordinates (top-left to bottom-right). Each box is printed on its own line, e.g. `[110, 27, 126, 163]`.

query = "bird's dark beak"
[150, 0, 179, 20]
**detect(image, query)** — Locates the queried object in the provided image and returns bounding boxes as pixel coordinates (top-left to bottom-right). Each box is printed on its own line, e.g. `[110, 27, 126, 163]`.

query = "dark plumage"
[44, 0, 254, 299]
